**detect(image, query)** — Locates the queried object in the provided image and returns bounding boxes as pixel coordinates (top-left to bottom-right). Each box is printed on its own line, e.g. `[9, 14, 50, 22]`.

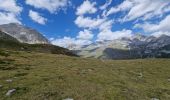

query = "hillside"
[0, 24, 76, 57]
[0, 30, 19, 42]
[0, 39, 76, 57]
[0, 49, 170, 100]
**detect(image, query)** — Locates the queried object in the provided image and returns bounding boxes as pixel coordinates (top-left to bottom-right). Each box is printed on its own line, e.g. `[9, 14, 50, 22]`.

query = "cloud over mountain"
[29, 10, 47, 25]
[0, 0, 22, 24]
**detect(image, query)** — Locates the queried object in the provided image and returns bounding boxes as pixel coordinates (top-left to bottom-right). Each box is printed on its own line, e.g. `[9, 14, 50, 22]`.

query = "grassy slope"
[0, 39, 77, 57]
[0, 30, 76, 57]
[0, 50, 170, 100]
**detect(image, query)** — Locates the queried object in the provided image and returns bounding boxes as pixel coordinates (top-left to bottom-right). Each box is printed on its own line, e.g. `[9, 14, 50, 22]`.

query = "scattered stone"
[0, 85, 2, 88]
[63, 98, 74, 100]
[14, 77, 18, 79]
[151, 98, 159, 100]
[88, 68, 93, 72]
[6, 79, 13, 82]
[138, 72, 143, 78]
[6, 89, 16, 96]
[167, 78, 170, 82]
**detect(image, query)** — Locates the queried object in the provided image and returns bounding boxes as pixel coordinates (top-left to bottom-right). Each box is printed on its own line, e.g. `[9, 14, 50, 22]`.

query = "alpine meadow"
[0, 0, 170, 100]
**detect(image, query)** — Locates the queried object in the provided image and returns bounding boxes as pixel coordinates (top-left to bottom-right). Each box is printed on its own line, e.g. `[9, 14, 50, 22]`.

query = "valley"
[0, 0, 170, 100]
[0, 23, 170, 100]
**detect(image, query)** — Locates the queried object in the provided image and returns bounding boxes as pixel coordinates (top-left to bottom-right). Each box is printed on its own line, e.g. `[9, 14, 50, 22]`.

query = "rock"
[0, 85, 2, 88]
[167, 78, 170, 82]
[63, 98, 74, 100]
[151, 98, 159, 100]
[88, 68, 93, 72]
[138, 72, 143, 78]
[6, 89, 16, 96]
[6, 79, 13, 82]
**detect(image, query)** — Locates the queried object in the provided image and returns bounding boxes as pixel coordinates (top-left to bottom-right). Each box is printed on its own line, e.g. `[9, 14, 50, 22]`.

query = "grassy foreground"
[0, 50, 170, 100]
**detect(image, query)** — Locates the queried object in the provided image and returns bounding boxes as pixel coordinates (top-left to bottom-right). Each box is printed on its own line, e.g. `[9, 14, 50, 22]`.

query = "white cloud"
[76, 0, 97, 15]
[135, 15, 170, 32]
[0, 0, 22, 25]
[125, 0, 170, 21]
[97, 29, 133, 41]
[0, 12, 21, 25]
[52, 28, 134, 48]
[151, 31, 170, 37]
[0, 0, 22, 14]
[52, 29, 94, 48]
[51, 37, 76, 48]
[75, 16, 106, 29]
[29, 10, 47, 25]
[26, 0, 69, 13]
[100, 0, 112, 10]
[76, 29, 94, 40]
[99, 20, 114, 31]
[105, 0, 132, 17]
[74, 39, 92, 47]
[51, 36, 92, 49]
[105, 0, 170, 21]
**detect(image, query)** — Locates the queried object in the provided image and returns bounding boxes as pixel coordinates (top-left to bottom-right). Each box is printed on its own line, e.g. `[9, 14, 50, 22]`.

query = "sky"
[0, 0, 170, 48]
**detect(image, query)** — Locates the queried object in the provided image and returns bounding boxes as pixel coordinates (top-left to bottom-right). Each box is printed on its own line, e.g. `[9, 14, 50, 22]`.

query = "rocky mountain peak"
[72, 34, 170, 59]
[0, 23, 50, 44]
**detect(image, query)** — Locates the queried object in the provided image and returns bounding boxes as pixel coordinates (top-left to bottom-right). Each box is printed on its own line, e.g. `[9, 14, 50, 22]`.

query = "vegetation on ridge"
[0, 40, 77, 57]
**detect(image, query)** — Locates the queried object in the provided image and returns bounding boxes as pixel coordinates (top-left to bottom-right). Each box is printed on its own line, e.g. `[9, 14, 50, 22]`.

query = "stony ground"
[0, 49, 170, 100]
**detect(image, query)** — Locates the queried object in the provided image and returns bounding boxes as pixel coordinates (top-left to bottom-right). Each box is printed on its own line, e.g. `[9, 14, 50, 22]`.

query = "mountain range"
[71, 34, 170, 59]
[0, 23, 170, 59]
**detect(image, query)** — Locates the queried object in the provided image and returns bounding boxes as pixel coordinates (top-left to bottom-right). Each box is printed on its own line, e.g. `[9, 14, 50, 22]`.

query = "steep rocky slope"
[0, 23, 49, 44]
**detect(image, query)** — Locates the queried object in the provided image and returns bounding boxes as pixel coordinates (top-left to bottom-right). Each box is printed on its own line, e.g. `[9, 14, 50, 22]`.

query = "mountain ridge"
[0, 23, 77, 57]
[71, 34, 170, 59]
[1, 23, 170, 59]
[0, 23, 50, 44]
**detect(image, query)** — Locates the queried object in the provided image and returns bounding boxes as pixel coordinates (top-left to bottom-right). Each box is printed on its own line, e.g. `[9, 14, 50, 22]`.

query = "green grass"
[0, 40, 77, 57]
[0, 50, 170, 100]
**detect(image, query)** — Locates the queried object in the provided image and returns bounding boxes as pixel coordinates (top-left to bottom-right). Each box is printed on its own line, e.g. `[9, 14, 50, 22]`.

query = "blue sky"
[0, 0, 170, 47]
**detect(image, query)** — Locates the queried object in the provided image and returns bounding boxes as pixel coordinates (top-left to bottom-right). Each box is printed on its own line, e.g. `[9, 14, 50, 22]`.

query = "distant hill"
[71, 34, 170, 59]
[0, 23, 49, 44]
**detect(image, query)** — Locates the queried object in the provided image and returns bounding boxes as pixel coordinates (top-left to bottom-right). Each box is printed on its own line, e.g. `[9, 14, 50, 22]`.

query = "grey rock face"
[0, 23, 49, 44]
